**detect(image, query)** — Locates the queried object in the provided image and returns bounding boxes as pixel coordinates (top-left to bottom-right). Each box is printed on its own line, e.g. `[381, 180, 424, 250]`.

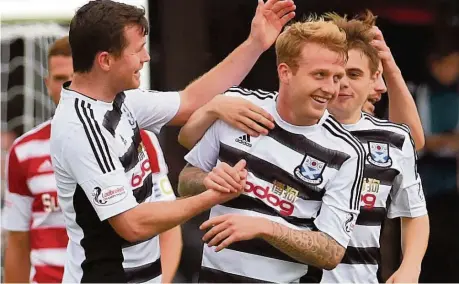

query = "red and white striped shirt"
[3, 120, 67, 283]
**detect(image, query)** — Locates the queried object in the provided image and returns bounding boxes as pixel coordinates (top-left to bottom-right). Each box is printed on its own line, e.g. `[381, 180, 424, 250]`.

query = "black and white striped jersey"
[321, 113, 428, 284]
[50, 83, 179, 283]
[185, 87, 365, 283]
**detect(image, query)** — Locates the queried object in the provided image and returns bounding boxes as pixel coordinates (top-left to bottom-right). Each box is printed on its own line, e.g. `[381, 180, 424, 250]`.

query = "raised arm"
[371, 26, 425, 150]
[169, 0, 295, 125]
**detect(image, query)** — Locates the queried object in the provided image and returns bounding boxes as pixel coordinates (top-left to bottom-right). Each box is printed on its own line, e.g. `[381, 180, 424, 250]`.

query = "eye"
[315, 72, 325, 79]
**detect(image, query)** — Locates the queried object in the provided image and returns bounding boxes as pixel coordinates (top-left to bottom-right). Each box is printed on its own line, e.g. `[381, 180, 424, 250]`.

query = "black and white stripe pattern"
[323, 117, 366, 210]
[74, 98, 115, 174]
[227, 86, 278, 100]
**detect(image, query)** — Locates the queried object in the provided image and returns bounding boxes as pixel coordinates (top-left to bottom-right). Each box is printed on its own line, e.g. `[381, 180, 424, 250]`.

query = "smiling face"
[328, 48, 376, 123]
[107, 25, 150, 91]
[278, 42, 346, 125]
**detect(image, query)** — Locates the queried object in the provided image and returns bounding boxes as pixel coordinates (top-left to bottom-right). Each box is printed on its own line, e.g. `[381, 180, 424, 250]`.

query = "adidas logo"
[38, 159, 53, 173]
[235, 134, 252, 147]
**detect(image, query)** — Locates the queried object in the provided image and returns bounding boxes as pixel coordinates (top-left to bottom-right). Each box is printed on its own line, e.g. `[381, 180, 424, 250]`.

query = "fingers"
[247, 105, 275, 127]
[239, 116, 269, 136]
[233, 159, 246, 172]
[207, 227, 232, 247]
[215, 235, 237, 252]
[203, 177, 232, 193]
[280, 11, 296, 26]
[370, 39, 389, 52]
[206, 172, 234, 193]
[202, 222, 229, 244]
[200, 215, 226, 230]
[270, 0, 294, 14]
[234, 122, 260, 137]
[275, 3, 296, 22]
[215, 162, 244, 188]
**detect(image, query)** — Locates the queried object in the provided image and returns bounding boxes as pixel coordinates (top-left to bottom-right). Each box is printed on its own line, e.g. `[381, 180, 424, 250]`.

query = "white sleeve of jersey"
[184, 120, 223, 172]
[388, 135, 427, 218]
[125, 89, 181, 134]
[2, 146, 33, 231]
[60, 126, 138, 221]
[314, 155, 364, 247]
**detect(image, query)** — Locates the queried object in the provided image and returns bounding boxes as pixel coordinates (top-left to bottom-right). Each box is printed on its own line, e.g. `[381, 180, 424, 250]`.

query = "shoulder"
[9, 120, 51, 162]
[361, 113, 412, 147]
[225, 86, 277, 101]
[322, 115, 365, 159]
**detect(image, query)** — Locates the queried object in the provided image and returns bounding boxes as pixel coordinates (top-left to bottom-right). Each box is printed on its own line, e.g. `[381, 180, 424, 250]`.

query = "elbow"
[415, 134, 426, 151]
[178, 128, 192, 150]
[323, 247, 346, 270]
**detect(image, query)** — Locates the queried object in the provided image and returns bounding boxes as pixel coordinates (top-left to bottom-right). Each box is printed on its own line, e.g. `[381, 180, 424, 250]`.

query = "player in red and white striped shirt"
[2, 36, 73, 283]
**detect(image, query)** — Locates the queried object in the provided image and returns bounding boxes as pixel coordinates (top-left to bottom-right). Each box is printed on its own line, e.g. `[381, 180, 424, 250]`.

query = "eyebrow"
[346, 67, 364, 74]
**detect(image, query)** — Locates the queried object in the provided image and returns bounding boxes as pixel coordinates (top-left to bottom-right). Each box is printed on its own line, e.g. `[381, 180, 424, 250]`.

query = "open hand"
[213, 95, 274, 137]
[200, 214, 265, 252]
[249, 0, 296, 52]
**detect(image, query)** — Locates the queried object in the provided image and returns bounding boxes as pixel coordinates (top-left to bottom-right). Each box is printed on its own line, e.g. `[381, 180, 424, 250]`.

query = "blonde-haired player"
[178, 17, 366, 283]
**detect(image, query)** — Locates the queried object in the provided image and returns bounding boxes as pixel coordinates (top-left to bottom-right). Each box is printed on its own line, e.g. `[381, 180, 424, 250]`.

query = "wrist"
[382, 61, 401, 77]
[244, 37, 266, 57]
[257, 218, 274, 239]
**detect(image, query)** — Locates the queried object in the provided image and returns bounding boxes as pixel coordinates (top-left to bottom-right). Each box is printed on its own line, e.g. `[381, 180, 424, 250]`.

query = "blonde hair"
[275, 15, 347, 74]
[325, 10, 380, 75]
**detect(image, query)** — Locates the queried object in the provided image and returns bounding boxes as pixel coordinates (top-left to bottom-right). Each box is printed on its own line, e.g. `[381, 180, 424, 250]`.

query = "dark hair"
[69, 0, 149, 73]
[48, 36, 72, 60]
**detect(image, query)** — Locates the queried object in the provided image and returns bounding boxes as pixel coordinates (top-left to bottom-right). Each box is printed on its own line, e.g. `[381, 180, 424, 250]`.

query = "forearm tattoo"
[264, 221, 345, 270]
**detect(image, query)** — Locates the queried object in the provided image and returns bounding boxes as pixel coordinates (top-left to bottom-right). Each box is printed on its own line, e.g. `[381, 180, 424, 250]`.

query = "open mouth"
[312, 96, 328, 104]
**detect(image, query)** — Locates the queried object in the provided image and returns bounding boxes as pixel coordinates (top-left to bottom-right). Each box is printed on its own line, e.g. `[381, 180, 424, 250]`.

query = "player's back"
[3, 120, 67, 283]
[186, 87, 365, 283]
[321, 113, 427, 283]
[51, 85, 176, 283]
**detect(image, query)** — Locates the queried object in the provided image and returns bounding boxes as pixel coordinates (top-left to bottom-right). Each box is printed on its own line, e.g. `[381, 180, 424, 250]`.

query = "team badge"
[367, 142, 392, 167]
[294, 155, 326, 185]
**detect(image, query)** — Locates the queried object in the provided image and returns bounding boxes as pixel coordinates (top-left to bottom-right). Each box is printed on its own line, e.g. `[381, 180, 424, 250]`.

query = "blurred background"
[1, 0, 458, 282]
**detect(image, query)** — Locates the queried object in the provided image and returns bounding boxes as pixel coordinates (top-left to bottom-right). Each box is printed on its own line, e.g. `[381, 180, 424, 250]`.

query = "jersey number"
[361, 193, 376, 208]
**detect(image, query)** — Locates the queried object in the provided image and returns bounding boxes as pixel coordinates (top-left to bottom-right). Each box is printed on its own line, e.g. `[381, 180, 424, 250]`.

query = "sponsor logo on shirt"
[235, 134, 252, 147]
[245, 181, 295, 216]
[92, 185, 127, 206]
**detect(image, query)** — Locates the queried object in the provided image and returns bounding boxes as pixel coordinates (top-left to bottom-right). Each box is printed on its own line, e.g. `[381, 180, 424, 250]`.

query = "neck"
[276, 90, 319, 126]
[333, 110, 361, 125]
[69, 73, 118, 103]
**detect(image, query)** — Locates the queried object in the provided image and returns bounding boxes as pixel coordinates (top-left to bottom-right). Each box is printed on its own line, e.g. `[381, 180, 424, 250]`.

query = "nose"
[141, 49, 151, 63]
[374, 76, 387, 94]
[321, 78, 337, 96]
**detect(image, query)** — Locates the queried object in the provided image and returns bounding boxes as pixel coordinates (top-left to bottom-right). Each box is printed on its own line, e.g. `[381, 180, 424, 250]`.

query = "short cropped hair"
[275, 15, 348, 74]
[48, 36, 72, 61]
[69, 0, 149, 73]
[326, 10, 380, 75]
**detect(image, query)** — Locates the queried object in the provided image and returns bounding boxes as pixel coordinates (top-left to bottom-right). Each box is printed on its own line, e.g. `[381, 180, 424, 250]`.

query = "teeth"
[312, 96, 327, 103]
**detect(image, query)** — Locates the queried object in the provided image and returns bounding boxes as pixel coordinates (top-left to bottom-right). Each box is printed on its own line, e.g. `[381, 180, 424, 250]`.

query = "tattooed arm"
[262, 221, 345, 270]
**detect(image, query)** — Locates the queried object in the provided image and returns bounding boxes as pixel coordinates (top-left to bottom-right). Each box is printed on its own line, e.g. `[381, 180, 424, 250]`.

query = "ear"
[277, 63, 292, 85]
[44, 76, 50, 90]
[95, 51, 112, 72]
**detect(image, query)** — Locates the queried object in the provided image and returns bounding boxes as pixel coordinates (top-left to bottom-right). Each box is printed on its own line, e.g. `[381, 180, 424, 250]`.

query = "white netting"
[1, 23, 68, 136]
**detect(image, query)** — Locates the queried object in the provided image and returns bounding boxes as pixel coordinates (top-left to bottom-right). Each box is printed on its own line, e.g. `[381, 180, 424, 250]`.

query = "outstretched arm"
[169, 0, 295, 125]
[371, 26, 425, 150]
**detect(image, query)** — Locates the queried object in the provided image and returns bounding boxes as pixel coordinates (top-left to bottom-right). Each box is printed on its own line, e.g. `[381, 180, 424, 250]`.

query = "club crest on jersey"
[294, 155, 326, 185]
[367, 142, 392, 167]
